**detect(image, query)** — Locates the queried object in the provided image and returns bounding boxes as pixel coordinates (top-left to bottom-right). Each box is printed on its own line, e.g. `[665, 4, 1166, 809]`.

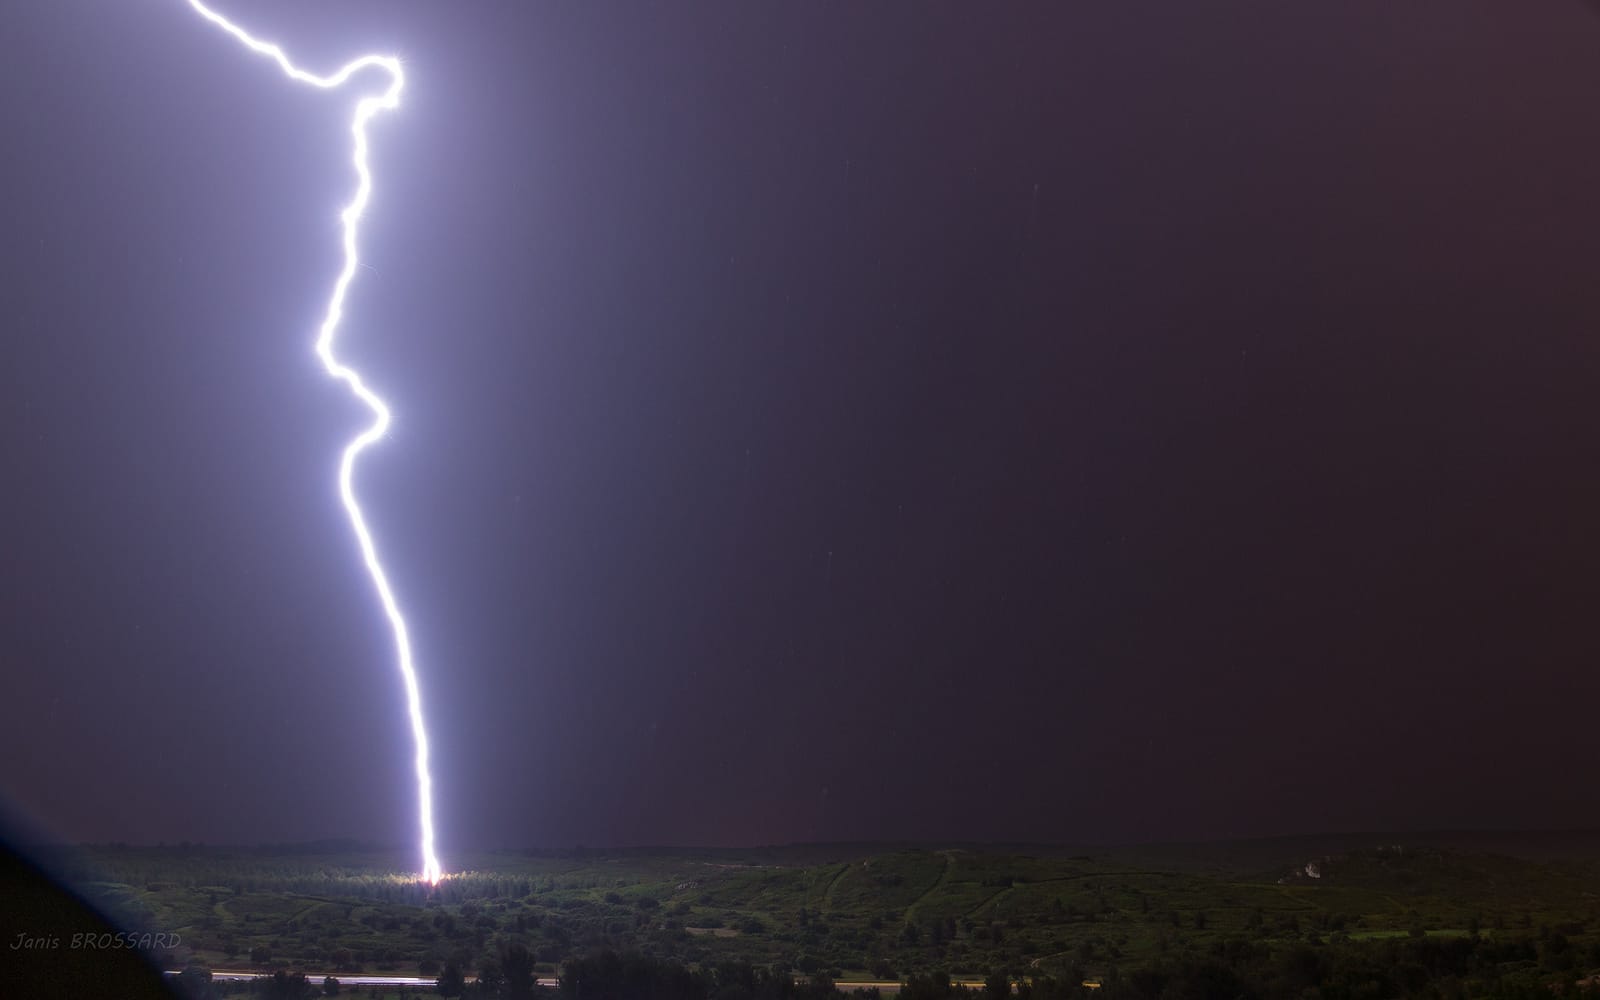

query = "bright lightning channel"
[182, 0, 443, 886]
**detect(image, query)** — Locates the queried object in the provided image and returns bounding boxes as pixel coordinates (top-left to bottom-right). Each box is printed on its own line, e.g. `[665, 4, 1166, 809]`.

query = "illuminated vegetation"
[44, 837, 1600, 998]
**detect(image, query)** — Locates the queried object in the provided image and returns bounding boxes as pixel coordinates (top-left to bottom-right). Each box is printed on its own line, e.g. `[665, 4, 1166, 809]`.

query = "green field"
[38, 833, 1600, 997]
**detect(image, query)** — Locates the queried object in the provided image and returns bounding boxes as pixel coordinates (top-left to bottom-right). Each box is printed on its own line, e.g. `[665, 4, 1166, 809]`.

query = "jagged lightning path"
[182, 0, 442, 885]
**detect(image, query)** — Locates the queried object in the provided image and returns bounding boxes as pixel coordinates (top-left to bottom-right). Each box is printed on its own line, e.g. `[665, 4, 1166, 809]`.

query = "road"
[173, 969, 932, 994]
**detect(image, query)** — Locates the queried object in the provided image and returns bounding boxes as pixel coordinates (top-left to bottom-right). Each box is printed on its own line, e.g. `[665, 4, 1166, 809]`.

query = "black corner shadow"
[0, 837, 174, 999]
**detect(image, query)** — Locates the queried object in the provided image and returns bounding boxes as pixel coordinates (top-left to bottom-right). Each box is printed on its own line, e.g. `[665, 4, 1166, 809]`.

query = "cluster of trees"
[62, 844, 1600, 998]
[1073, 933, 1600, 1000]
[539, 942, 1600, 1000]
[171, 969, 344, 999]
[554, 953, 845, 1000]
[170, 933, 1600, 1000]
[173, 955, 850, 1000]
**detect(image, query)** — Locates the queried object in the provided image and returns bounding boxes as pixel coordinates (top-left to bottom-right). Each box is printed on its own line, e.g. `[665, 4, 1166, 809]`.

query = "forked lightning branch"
[181, 0, 443, 885]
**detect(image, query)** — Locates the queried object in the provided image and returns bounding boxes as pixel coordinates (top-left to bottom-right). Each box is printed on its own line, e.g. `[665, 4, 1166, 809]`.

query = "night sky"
[6, 1, 1600, 859]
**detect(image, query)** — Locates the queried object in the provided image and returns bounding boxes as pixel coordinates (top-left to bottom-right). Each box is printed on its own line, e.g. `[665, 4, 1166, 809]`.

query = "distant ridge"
[28, 829, 1600, 869]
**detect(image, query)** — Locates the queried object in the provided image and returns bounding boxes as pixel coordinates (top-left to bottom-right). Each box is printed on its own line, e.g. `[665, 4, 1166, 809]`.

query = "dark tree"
[261, 971, 310, 1000]
[501, 942, 537, 1000]
[900, 970, 953, 1000]
[175, 965, 215, 1000]
[437, 961, 466, 999]
[985, 970, 1010, 999]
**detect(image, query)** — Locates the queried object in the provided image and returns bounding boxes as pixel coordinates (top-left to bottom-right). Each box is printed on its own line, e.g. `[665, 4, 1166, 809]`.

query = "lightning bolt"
[182, 0, 443, 885]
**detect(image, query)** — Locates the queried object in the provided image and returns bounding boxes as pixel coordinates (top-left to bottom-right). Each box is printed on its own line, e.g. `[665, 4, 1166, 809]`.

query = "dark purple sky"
[6, 1, 1600, 859]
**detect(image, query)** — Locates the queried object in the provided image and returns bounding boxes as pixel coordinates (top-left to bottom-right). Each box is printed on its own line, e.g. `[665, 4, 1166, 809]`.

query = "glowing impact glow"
[182, 0, 442, 885]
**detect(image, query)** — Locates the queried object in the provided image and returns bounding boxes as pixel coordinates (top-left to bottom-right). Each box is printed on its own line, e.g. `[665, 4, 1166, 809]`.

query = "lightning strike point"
[182, 0, 443, 886]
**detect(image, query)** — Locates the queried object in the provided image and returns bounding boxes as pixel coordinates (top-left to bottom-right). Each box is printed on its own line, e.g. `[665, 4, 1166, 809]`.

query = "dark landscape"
[23, 833, 1600, 998]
